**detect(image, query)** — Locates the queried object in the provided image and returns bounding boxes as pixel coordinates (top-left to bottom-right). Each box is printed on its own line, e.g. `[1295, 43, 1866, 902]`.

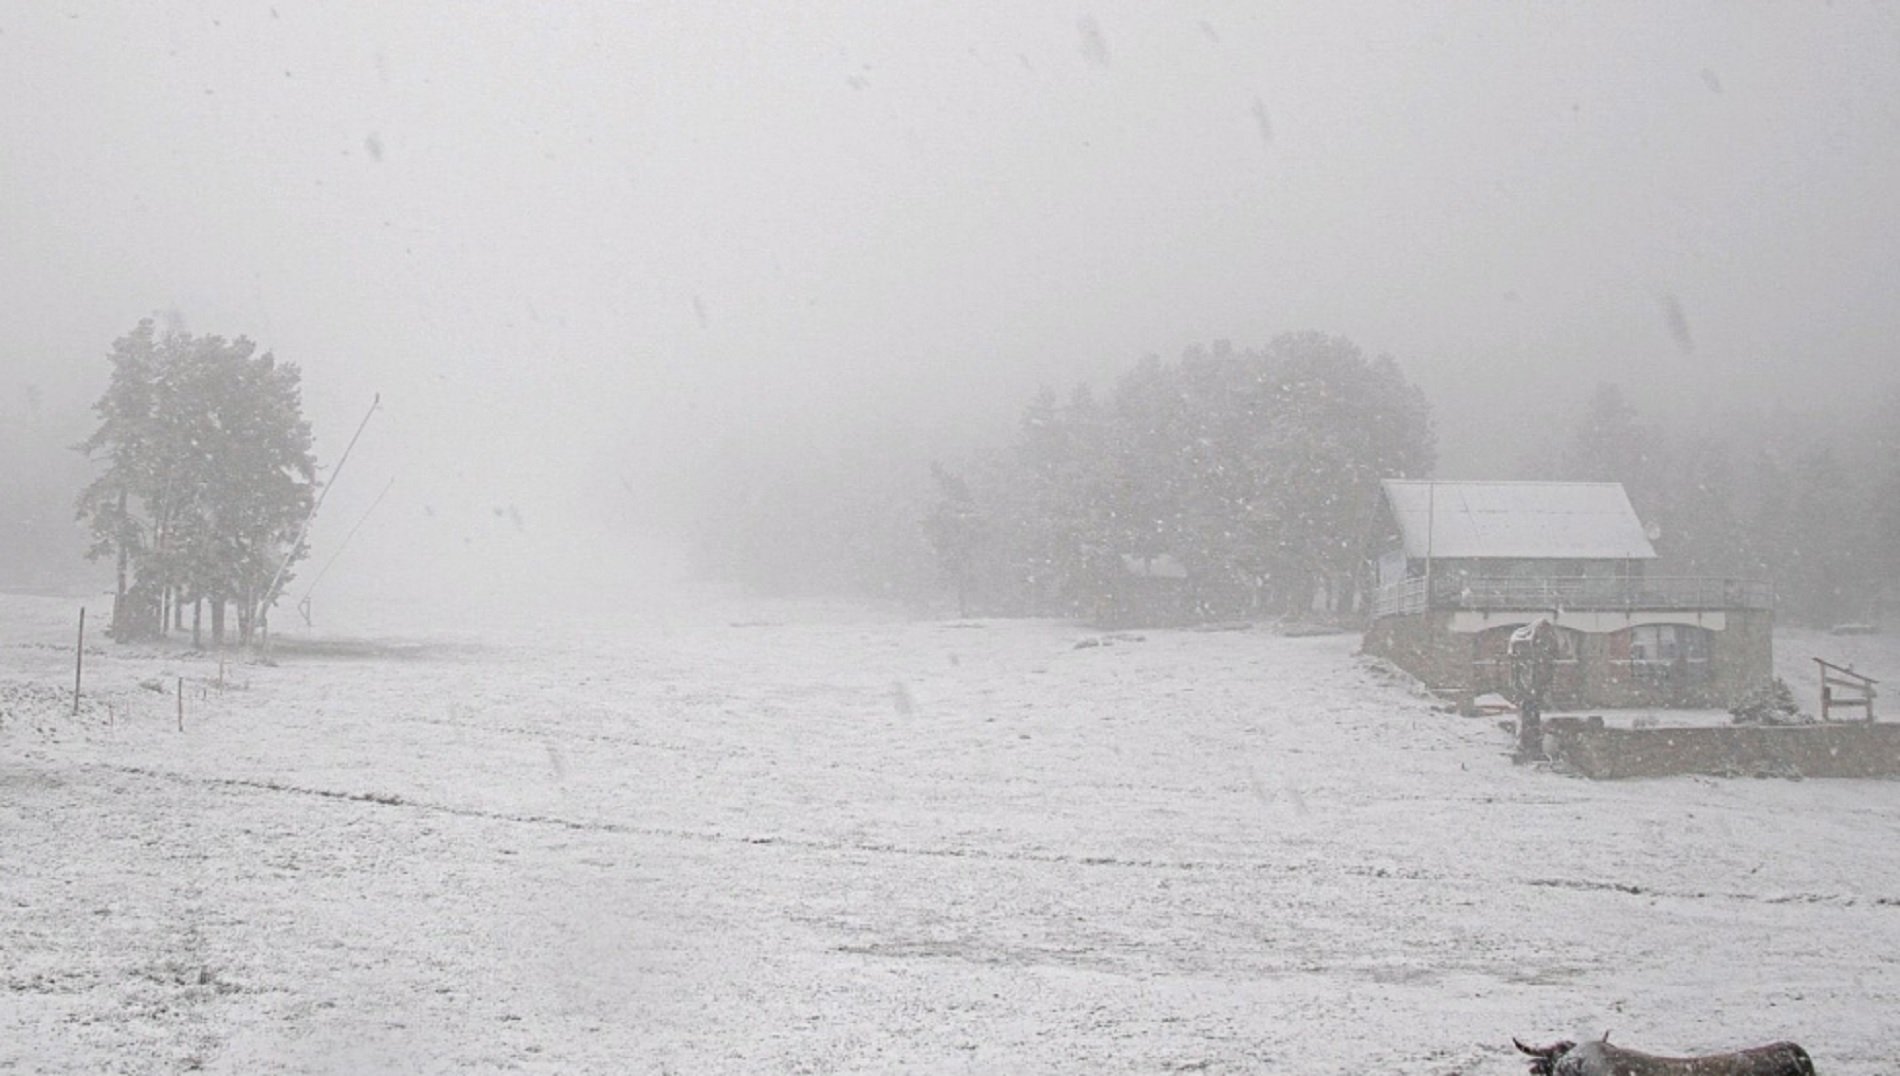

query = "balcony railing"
[1371, 576, 1430, 618]
[1370, 575, 1774, 619]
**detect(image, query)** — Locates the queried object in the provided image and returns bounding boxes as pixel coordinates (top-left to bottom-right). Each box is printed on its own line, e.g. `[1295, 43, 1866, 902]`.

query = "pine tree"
[75, 320, 164, 637]
[1559, 383, 1663, 516]
[1786, 445, 1867, 626]
[1656, 437, 1744, 576]
[76, 321, 318, 644]
[923, 462, 985, 617]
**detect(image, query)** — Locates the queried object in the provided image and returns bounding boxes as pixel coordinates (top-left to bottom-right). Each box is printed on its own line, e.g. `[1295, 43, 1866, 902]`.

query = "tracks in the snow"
[399, 710, 1259, 799]
[82, 761, 1899, 911]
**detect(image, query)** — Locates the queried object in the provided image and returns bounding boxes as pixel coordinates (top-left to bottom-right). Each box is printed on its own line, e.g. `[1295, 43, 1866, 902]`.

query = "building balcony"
[1370, 575, 1775, 620]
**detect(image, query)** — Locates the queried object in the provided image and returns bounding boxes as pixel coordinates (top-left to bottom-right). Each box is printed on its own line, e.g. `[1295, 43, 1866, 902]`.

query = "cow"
[1513, 1034, 1816, 1076]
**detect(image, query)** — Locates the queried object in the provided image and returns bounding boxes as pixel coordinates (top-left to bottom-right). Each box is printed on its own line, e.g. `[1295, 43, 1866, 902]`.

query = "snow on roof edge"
[1381, 479, 1658, 561]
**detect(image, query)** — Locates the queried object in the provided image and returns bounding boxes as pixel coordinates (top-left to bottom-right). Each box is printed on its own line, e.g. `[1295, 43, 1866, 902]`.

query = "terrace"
[1370, 574, 1775, 619]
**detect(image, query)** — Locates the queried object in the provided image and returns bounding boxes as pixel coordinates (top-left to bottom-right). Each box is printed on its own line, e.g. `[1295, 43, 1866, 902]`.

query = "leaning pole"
[257, 393, 380, 655]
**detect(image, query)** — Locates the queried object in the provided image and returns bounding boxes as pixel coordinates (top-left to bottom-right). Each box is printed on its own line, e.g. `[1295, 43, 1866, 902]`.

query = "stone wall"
[1363, 611, 1470, 693]
[1547, 719, 1900, 779]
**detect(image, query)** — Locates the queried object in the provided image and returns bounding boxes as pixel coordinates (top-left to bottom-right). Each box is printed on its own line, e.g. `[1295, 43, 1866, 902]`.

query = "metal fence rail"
[1370, 576, 1429, 618]
[1371, 575, 1773, 618]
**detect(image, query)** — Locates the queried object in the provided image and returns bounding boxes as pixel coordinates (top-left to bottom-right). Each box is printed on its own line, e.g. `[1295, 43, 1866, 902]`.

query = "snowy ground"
[4, 592, 1900, 1074]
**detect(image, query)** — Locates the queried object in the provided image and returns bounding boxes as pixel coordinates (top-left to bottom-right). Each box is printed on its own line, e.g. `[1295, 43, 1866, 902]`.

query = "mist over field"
[5, 3, 1899, 624]
[6, 6, 1900, 1073]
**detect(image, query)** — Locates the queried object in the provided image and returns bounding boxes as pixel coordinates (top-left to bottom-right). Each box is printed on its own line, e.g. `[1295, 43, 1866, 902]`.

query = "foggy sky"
[5, 3, 1899, 622]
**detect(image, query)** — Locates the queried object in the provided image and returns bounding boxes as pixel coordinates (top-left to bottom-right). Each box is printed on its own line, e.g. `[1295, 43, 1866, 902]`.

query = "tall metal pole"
[258, 393, 380, 646]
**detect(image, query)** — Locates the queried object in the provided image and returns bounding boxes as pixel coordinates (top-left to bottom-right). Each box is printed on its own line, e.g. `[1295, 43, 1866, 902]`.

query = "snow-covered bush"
[1729, 677, 1807, 725]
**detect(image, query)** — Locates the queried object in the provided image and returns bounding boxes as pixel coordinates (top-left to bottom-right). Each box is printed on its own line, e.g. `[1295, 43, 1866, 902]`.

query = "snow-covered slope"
[4, 593, 1897, 1073]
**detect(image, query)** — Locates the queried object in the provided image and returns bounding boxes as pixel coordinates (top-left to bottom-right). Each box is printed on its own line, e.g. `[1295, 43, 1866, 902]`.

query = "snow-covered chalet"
[1362, 479, 1774, 709]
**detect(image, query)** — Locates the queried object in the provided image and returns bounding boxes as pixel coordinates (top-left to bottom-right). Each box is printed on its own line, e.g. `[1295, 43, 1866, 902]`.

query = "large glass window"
[1626, 623, 1712, 684]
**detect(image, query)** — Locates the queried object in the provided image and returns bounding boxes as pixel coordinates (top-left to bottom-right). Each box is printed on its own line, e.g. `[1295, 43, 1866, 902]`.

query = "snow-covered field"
[5, 592, 1899, 1074]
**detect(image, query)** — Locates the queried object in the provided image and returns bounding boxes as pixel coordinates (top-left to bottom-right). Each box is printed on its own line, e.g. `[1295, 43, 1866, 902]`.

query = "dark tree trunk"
[112, 490, 129, 638]
[191, 599, 202, 649]
[237, 587, 254, 646]
[211, 599, 226, 647]
[152, 507, 169, 636]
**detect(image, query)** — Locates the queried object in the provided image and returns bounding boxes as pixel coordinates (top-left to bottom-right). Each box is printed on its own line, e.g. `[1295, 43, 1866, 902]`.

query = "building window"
[1472, 622, 1585, 702]
[1626, 623, 1712, 684]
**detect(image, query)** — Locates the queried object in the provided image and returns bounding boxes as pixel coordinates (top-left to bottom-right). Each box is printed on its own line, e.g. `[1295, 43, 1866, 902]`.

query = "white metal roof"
[1382, 480, 1657, 561]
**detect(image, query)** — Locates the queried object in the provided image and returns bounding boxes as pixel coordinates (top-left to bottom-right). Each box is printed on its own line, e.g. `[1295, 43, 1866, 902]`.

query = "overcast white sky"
[5, 2, 1898, 619]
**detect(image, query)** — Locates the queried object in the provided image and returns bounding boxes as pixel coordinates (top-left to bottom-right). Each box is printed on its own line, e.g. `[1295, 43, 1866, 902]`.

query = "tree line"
[75, 319, 319, 645]
[1544, 382, 1900, 627]
[927, 332, 1436, 619]
[694, 340, 1898, 631]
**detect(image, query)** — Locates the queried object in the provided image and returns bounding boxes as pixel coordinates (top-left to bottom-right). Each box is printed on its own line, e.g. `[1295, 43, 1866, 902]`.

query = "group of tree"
[1546, 382, 1900, 627]
[690, 338, 1899, 630]
[75, 319, 319, 645]
[926, 332, 1436, 619]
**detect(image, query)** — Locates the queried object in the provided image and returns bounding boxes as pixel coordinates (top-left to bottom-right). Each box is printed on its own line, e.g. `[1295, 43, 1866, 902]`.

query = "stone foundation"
[1363, 607, 1774, 709]
[1546, 721, 1900, 779]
